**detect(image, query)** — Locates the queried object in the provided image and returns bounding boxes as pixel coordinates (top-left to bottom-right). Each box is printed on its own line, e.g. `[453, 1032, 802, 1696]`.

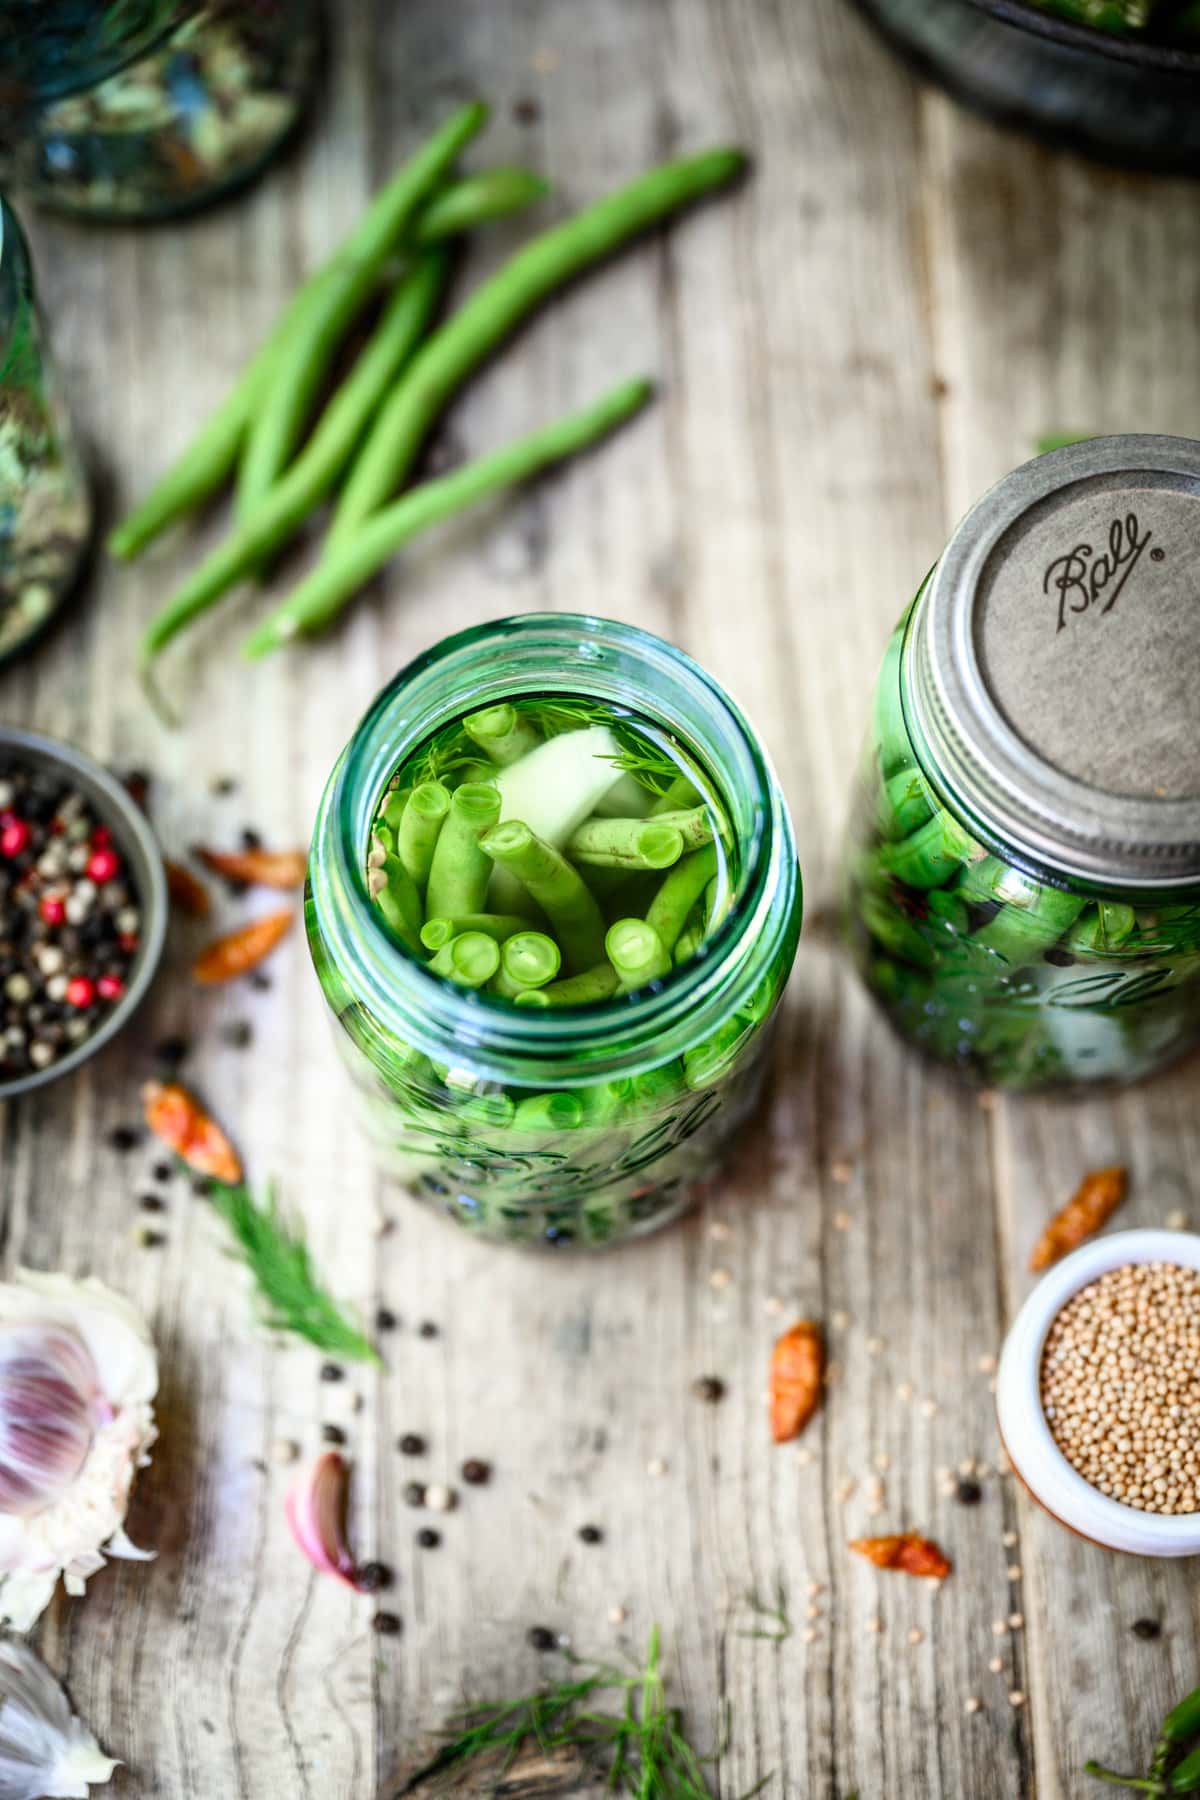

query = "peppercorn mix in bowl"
[0, 727, 167, 1098]
[997, 1229, 1200, 1555]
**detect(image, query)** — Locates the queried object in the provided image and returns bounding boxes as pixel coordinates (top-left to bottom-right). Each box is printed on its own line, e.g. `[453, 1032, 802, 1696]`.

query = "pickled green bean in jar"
[307, 615, 801, 1248]
[842, 436, 1200, 1091]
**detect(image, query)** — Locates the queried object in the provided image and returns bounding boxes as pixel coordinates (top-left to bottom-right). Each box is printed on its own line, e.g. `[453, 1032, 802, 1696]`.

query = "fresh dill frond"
[738, 1578, 792, 1644]
[205, 1173, 380, 1364]
[399, 1628, 771, 1798]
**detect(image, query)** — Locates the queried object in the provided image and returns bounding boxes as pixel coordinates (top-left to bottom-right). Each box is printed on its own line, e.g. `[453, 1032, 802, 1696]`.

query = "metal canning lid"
[905, 434, 1200, 889]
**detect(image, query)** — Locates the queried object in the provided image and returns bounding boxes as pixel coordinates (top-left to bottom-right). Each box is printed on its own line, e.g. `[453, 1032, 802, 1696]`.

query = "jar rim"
[310, 613, 800, 1083]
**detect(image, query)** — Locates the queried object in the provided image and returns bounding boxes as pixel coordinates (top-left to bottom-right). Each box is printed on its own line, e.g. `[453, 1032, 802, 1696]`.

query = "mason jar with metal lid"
[841, 434, 1200, 1091]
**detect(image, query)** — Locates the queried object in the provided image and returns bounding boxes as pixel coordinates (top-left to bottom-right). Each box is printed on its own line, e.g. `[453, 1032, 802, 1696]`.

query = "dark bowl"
[851, 0, 1200, 173]
[0, 727, 167, 1099]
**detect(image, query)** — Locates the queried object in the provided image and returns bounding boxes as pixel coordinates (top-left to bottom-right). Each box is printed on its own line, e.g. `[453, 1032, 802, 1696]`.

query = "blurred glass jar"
[0, 196, 92, 667]
[0, 1, 321, 220]
[841, 436, 1200, 1092]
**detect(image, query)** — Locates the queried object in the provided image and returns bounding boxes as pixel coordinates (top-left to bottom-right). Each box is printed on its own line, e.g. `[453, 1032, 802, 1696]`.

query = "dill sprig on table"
[206, 1174, 380, 1363]
[399, 1627, 770, 1799]
[737, 1578, 792, 1644]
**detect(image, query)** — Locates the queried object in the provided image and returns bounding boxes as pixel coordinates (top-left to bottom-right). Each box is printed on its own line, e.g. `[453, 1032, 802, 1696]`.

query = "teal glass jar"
[0, 196, 92, 667]
[307, 615, 802, 1249]
[842, 435, 1200, 1091]
[0, 2, 320, 220]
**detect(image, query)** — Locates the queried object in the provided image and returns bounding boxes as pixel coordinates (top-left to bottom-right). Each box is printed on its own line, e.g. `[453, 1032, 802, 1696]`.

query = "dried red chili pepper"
[165, 859, 212, 918]
[769, 1319, 824, 1443]
[193, 909, 293, 985]
[849, 1533, 952, 1579]
[193, 846, 307, 890]
[142, 1080, 241, 1184]
[1029, 1166, 1127, 1272]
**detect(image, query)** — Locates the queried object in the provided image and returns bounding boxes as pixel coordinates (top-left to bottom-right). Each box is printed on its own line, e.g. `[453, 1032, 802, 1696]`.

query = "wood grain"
[1, 2, 1197, 1795]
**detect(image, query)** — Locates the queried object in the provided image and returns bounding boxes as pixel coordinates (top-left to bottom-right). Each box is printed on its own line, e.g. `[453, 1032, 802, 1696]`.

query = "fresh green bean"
[511, 1092, 584, 1133]
[513, 963, 620, 1008]
[368, 855, 423, 953]
[606, 918, 671, 991]
[420, 913, 528, 951]
[878, 810, 985, 890]
[242, 377, 654, 656]
[491, 931, 562, 997]
[462, 703, 542, 766]
[970, 883, 1086, 966]
[649, 774, 703, 817]
[1066, 901, 1137, 956]
[396, 780, 451, 891]
[380, 786, 412, 830]
[425, 783, 501, 920]
[136, 254, 450, 673]
[327, 146, 747, 545]
[428, 930, 501, 987]
[636, 806, 718, 850]
[235, 102, 487, 529]
[645, 844, 719, 953]
[414, 168, 550, 242]
[481, 821, 607, 972]
[673, 919, 705, 965]
[566, 818, 684, 869]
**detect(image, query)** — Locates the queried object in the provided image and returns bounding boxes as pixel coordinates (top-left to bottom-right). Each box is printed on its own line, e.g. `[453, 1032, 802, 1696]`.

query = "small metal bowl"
[0, 726, 167, 1100]
[851, 0, 1200, 174]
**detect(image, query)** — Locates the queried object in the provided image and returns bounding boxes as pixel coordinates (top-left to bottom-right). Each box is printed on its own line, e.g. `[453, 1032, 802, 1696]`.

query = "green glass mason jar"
[307, 615, 802, 1249]
[0, 195, 92, 667]
[0, 1, 320, 221]
[842, 435, 1200, 1091]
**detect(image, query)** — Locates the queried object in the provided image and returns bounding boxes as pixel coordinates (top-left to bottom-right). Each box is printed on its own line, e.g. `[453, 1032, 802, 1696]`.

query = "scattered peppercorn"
[416, 1528, 440, 1549]
[136, 1227, 165, 1249]
[108, 1125, 140, 1153]
[375, 1307, 398, 1331]
[192, 1176, 214, 1199]
[425, 1484, 455, 1513]
[355, 1561, 392, 1593]
[220, 1019, 254, 1050]
[692, 1376, 725, 1403]
[403, 1482, 426, 1508]
[398, 1433, 426, 1456]
[1132, 1618, 1163, 1641]
[320, 1363, 344, 1383]
[123, 770, 151, 811]
[138, 1194, 166, 1213]
[152, 1161, 173, 1182]
[956, 1479, 983, 1506]
[578, 1525, 603, 1545]
[461, 1460, 491, 1485]
[418, 1321, 439, 1339]
[372, 1611, 402, 1636]
[154, 1036, 190, 1069]
[249, 970, 272, 991]
[240, 827, 263, 851]
[527, 1626, 556, 1651]
[321, 1423, 346, 1446]
[211, 776, 238, 797]
[513, 96, 542, 124]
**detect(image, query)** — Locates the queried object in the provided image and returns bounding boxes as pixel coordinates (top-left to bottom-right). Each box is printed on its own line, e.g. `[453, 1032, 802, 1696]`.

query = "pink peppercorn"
[96, 974, 124, 1001]
[0, 819, 30, 858]
[86, 847, 120, 883]
[65, 976, 95, 1009]
[39, 894, 66, 927]
[91, 825, 112, 847]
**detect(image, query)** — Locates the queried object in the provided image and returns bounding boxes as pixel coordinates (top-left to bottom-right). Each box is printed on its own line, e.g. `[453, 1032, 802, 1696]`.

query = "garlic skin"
[0, 1637, 117, 1798]
[0, 1273, 158, 1632]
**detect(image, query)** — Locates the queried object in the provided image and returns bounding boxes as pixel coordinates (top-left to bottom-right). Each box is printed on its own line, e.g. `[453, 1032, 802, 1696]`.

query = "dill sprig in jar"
[0, 197, 92, 667]
[307, 615, 802, 1250]
[842, 435, 1200, 1091]
[0, 1, 320, 221]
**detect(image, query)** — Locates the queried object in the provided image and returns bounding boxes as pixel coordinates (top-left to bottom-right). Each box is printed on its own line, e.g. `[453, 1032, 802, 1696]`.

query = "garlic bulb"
[0, 1636, 116, 1798]
[0, 1274, 158, 1632]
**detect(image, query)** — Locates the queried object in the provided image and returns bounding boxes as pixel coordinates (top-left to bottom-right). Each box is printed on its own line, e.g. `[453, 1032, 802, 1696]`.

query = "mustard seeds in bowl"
[1040, 1262, 1200, 1517]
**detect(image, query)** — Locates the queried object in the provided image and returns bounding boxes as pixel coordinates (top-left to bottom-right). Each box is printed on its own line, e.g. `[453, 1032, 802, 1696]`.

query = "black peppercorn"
[192, 1176, 214, 1199]
[375, 1307, 398, 1331]
[398, 1433, 426, 1456]
[372, 1612, 402, 1636]
[138, 1194, 166, 1213]
[692, 1376, 725, 1403]
[461, 1460, 491, 1485]
[321, 1424, 346, 1446]
[154, 1035, 190, 1069]
[1131, 1618, 1162, 1641]
[526, 1626, 556, 1651]
[152, 1161, 173, 1183]
[416, 1528, 440, 1549]
[108, 1125, 140, 1153]
[955, 1478, 983, 1506]
[355, 1561, 392, 1593]
[577, 1525, 603, 1545]
[403, 1482, 426, 1508]
[418, 1321, 439, 1339]
[320, 1362, 344, 1383]
[249, 970, 272, 991]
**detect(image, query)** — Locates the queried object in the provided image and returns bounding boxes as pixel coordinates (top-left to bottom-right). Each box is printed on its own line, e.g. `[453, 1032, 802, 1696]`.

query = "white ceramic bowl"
[996, 1229, 1200, 1557]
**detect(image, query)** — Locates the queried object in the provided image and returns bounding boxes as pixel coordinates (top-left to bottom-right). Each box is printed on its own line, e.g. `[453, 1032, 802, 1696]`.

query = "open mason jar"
[0, 196, 92, 668]
[307, 615, 802, 1250]
[0, 1, 320, 220]
[842, 435, 1200, 1092]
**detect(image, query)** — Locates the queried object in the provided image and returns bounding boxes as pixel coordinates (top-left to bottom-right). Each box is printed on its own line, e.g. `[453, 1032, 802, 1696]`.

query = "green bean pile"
[1029, 0, 1200, 41]
[322, 695, 790, 1248]
[109, 100, 746, 697]
[842, 614, 1200, 1091]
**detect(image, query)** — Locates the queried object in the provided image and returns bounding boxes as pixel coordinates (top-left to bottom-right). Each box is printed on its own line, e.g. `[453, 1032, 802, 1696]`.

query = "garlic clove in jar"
[0, 1636, 117, 1797]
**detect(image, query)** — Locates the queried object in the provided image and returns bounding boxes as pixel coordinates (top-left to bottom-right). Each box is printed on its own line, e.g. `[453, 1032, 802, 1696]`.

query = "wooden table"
[3, 3, 1199, 1794]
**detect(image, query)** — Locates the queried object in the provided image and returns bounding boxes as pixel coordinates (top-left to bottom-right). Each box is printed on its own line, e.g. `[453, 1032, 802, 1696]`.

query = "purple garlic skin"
[0, 1325, 98, 1517]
